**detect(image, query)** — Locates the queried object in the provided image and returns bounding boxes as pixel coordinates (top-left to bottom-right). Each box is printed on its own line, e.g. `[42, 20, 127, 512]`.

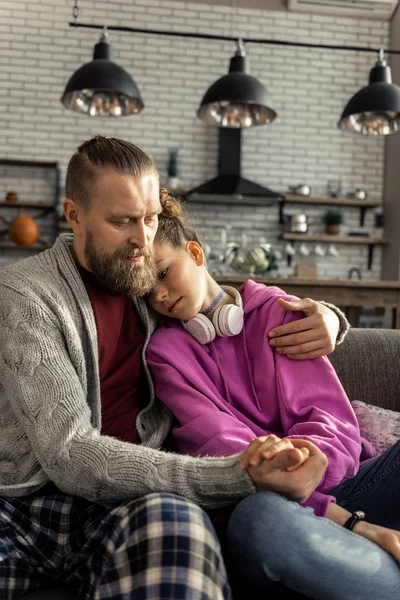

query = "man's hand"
[244, 437, 328, 503]
[268, 298, 340, 360]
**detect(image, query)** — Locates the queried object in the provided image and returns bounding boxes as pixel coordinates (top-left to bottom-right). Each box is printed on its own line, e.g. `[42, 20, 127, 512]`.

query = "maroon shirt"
[77, 264, 148, 443]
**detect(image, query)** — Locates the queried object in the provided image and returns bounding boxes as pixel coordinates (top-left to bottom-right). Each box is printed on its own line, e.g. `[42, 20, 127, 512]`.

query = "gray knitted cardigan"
[0, 235, 255, 508]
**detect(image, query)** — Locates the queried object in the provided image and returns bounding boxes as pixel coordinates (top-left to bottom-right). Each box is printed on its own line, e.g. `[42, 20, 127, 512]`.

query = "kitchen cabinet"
[280, 194, 382, 227]
[280, 194, 386, 269]
[281, 232, 387, 270]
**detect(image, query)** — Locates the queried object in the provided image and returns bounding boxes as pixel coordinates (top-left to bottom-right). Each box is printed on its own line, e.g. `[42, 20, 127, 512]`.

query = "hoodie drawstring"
[242, 320, 262, 412]
[210, 343, 233, 405]
[210, 325, 262, 413]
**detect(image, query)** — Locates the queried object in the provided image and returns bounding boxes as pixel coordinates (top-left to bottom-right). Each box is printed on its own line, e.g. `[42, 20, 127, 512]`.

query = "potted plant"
[323, 209, 343, 235]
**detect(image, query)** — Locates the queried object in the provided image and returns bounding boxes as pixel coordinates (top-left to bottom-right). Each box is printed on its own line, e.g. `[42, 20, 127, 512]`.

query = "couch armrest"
[328, 328, 400, 412]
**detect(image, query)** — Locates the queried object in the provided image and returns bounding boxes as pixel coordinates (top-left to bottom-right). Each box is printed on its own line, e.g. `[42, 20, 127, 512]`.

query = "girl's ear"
[186, 241, 205, 266]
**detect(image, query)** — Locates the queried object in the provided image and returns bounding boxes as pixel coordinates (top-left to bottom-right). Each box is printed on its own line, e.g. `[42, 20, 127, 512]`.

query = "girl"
[146, 190, 400, 600]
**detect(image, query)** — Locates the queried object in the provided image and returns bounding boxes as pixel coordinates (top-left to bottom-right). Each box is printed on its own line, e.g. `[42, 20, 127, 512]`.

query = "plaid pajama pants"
[0, 484, 232, 600]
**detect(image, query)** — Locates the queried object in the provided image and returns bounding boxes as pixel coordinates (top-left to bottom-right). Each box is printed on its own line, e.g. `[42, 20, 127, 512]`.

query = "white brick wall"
[0, 0, 389, 280]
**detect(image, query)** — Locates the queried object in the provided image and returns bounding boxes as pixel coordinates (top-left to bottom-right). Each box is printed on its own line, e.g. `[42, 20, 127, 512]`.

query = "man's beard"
[84, 230, 157, 296]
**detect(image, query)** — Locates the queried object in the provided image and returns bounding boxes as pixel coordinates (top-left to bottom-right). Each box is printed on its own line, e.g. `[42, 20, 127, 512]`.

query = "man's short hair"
[65, 135, 158, 211]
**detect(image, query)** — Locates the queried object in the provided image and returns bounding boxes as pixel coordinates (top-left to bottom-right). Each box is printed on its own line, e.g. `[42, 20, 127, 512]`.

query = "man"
[0, 135, 346, 600]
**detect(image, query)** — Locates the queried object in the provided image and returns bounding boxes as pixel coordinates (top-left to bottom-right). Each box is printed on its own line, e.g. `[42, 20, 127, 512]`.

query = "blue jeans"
[226, 440, 400, 600]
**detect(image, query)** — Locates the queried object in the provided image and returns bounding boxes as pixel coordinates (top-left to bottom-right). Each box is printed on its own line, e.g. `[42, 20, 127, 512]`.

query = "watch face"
[355, 511, 366, 519]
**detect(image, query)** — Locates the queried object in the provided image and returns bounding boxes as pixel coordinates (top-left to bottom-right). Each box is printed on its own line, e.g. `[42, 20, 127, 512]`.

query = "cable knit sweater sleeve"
[0, 274, 255, 509]
[318, 301, 350, 345]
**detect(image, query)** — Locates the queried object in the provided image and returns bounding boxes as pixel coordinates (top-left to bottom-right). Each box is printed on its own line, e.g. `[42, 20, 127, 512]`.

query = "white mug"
[285, 243, 296, 256]
[328, 244, 339, 257]
[299, 243, 310, 256]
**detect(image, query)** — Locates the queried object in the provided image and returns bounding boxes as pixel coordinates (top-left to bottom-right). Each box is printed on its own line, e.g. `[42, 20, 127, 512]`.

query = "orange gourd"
[9, 215, 40, 247]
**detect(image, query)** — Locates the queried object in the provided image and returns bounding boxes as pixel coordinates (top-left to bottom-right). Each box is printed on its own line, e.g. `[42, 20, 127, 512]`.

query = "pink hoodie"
[147, 280, 376, 517]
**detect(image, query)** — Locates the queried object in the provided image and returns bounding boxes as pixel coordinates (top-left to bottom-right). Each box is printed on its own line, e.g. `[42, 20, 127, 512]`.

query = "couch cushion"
[351, 400, 400, 454]
[329, 328, 400, 412]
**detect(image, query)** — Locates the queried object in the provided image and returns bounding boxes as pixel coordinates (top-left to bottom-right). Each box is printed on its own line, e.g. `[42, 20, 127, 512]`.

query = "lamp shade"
[197, 43, 277, 128]
[61, 32, 144, 117]
[338, 53, 400, 136]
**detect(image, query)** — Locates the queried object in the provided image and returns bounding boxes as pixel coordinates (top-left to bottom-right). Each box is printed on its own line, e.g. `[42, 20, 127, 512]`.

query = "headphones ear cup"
[213, 304, 244, 337]
[181, 313, 216, 345]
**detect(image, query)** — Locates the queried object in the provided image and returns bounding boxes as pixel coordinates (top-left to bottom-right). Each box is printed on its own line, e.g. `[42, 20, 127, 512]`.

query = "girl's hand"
[269, 298, 340, 360]
[326, 502, 400, 563]
[353, 521, 400, 563]
[240, 434, 309, 470]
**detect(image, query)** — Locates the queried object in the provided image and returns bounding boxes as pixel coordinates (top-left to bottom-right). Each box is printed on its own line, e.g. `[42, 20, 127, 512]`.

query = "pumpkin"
[8, 215, 40, 247]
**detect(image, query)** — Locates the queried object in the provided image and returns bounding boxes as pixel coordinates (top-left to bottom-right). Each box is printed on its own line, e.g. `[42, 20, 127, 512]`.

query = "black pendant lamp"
[197, 39, 277, 128]
[338, 49, 400, 136]
[61, 28, 144, 117]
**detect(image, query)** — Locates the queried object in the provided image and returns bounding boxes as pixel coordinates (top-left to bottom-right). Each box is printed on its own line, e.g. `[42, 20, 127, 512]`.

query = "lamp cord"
[231, 0, 234, 40]
[72, 0, 79, 27]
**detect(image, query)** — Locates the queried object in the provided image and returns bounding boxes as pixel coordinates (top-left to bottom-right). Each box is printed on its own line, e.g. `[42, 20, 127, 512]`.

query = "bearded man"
[0, 135, 345, 600]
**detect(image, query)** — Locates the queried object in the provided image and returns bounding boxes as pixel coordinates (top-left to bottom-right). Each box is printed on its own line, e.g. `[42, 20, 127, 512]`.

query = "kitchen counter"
[215, 276, 400, 328]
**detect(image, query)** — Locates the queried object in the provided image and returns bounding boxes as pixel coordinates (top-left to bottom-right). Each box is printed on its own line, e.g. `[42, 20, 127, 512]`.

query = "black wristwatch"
[343, 510, 366, 531]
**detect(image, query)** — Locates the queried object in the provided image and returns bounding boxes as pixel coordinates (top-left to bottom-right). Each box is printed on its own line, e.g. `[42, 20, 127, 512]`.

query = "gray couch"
[22, 328, 400, 600]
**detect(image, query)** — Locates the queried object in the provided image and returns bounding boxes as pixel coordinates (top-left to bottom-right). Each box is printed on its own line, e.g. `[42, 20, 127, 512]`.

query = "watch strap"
[343, 510, 366, 531]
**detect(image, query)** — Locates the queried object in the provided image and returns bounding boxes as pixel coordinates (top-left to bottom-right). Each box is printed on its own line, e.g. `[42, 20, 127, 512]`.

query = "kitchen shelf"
[282, 233, 387, 244]
[185, 193, 281, 207]
[0, 242, 50, 250]
[282, 233, 388, 270]
[280, 194, 382, 227]
[0, 159, 58, 169]
[0, 201, 55, 208]
[284, 194, 381, 207]
[0, 201, 56, 222]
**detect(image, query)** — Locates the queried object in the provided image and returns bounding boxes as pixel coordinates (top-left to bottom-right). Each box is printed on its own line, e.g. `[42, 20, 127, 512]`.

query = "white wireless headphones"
[182, 285, 244, 345]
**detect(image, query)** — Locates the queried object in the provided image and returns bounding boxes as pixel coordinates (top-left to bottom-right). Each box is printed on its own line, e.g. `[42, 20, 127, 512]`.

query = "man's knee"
[125, 492, 215, 526]
[118, 492, 221, 551]
[103, 493, 230, 598]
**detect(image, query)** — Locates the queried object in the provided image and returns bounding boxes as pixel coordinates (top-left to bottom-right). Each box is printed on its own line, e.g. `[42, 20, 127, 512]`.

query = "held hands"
[269, 298, 340, 360]
[241, 435, 328, 504]
[240, 435, 308, 470]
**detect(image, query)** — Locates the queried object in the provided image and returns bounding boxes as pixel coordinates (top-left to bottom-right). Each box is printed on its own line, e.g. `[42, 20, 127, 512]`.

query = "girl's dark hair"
[156, 188, 202, 248]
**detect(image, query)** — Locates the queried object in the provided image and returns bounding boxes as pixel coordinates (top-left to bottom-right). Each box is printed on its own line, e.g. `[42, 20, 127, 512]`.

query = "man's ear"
[186, 241, 205, 266]
[64, 198, 81, 228]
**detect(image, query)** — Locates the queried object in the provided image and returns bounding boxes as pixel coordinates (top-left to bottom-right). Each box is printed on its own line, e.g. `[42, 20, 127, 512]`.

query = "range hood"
[187, 128, 283, 199]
